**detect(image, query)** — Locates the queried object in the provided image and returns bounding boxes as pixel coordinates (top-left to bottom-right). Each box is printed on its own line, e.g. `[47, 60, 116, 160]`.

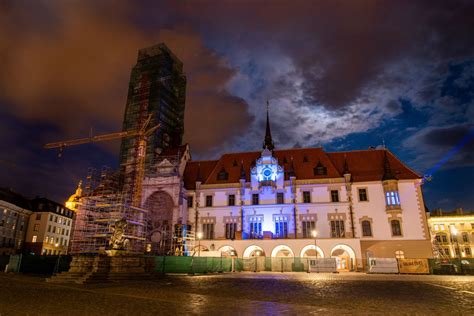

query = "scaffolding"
[70, 167, 147, 254]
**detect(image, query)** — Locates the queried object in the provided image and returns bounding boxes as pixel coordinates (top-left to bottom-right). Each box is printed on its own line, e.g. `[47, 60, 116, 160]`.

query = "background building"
[0, 188, 32, 255]
[119, 43, 186, 168]
[24, 198, 74, 255]
[428, 208, 473, 259]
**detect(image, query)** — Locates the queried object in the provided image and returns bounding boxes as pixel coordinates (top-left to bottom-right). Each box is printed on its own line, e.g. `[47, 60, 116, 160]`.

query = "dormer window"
[313, 161, 327, 175]
[217, 168, 229, 180]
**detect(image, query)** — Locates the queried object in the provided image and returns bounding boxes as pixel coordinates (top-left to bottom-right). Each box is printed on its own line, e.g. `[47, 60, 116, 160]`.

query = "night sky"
[1, 1, 473, 211]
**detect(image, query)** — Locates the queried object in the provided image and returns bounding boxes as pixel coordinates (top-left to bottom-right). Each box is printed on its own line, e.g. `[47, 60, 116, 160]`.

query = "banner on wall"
[398, 258, 430, 274]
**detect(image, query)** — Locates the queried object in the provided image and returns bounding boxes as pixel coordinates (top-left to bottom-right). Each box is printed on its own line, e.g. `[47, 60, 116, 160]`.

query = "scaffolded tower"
[119, 43, 186, 169]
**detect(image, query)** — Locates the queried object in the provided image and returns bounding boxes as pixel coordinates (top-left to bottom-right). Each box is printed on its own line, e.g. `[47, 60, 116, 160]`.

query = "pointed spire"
[382, 150, 396, 181]
[240, 160, 246, 180]
[343, 154, 350, 175]
[263, 100, 275, 151]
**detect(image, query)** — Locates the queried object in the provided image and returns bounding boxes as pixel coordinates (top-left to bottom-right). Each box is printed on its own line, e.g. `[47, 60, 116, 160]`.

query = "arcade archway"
[331, 244, 356, 271]
[144, 191, 174, 255]
[243, 245, 266, 258]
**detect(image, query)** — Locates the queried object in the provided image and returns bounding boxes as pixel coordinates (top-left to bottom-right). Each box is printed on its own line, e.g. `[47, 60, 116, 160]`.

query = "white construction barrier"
[308, 258, 337, 273]
[368, 258, 399, 273]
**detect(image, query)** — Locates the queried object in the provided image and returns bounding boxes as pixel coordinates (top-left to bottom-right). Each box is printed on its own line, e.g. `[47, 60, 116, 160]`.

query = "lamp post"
[450, 227, 461, 260]
[450, 226, 462, 274]
[311, 230, 318, 273]
[311, 230, 318, 258]
[197, 232, 202, 257]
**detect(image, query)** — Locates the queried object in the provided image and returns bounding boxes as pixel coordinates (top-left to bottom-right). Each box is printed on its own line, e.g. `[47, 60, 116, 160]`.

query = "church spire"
[263, 100, 275, 151]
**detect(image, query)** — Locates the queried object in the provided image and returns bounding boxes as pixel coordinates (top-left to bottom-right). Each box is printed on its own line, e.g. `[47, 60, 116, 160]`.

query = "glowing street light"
[197, 232, 203, 257]
[450, 226, 461, 260]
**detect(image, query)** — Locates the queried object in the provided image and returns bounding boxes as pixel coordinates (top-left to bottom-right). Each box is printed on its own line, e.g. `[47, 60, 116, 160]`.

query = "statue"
[109, 218, 130, 250]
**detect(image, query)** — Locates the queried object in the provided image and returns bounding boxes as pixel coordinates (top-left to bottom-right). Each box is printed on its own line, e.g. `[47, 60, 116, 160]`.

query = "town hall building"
[140, 107, 433, 271]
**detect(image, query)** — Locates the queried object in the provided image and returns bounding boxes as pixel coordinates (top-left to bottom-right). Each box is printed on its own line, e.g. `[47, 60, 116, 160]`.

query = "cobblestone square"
[0, 273, 473, 315]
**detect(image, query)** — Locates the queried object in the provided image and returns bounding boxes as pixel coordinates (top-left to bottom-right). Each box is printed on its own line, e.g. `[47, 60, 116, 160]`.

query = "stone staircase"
[46, 255, 152, 284]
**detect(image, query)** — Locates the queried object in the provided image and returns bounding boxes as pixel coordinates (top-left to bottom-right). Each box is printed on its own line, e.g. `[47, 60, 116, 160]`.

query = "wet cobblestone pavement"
[0, 273, 473, 315]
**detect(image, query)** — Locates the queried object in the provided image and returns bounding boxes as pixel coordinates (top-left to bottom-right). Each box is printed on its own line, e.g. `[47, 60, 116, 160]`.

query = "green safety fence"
[6, 254, 72, 274]
[0, 255, 10, 272]
[154, 256, 233, 274]
[428, 258, 474, 275]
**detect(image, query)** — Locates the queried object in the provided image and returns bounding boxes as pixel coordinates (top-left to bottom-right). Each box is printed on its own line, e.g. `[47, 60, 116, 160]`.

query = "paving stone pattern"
[0, 273, 473, 315]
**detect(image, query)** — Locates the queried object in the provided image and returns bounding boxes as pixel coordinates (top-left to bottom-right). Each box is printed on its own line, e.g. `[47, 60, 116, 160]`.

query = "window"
[275, 216, 288, 238]
[395, 250, 405, 259]
[313, 163, 327, 175]
[202, 223, 214, 239]
[225, 223, 237, 239]
[187, 196, 193, 208]
[440, 224, 445, 230]
[455, 248, 460, 256]
[54, 216, 58, 223]
[205, 195, 213, 207]
[462, 233, 469, 243]
[465, 247, 471, 256]
[302, 221, 316, 238]
[228, 194, 235, 206]
[358, 189, 368, 201]
[330, 220, 345, 238]
[33, 224, 39, 231]
[444, 248, 450, 256]
[217, 169, 229, 180]
[252, 194, 259, 205]
[330, 190, 339, 202]
[49, 214, 53, 221]
[32, 235, 37, 243]
[385, 191, 401, 206]
[450, 235, 457, 243]
[434, 224, 439, 231]
[36, 213, 42, 220]
[362, 220, 372, 237]
[276, 192, 284, 204]
[391, 220, 402, 236]
[249, 217, 263, 239]
[303, 191, 311, 203]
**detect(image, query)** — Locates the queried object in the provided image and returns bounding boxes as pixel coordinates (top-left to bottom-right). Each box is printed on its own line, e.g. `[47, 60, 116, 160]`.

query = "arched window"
[362, 220, 372, 237]
[395, 250, 404, 259]
[391, 220, 402, 236]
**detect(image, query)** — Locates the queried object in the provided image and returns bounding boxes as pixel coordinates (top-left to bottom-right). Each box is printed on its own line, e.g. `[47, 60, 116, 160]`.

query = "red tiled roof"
[183, 148, 420, 189]
[183, 160, 218, 189]
[328, 150, 420, 182]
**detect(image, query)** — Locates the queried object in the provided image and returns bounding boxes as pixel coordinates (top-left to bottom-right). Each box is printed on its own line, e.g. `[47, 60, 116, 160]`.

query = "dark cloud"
[0, 1, 252, 155]
[404, 124, 474, 170]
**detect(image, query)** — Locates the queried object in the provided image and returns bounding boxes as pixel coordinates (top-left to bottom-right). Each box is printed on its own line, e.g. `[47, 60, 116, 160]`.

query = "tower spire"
[263, 100, 275, 151]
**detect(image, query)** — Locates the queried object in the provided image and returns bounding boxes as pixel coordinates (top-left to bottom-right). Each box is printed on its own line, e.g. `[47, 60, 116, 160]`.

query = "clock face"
[261, 165, 276, 181]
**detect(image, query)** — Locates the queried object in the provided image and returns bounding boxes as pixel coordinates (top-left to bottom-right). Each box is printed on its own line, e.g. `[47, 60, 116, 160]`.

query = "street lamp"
[197, 232, 202, 257]
[450, 226, 461, 260]
[311, 230, 318, 258]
